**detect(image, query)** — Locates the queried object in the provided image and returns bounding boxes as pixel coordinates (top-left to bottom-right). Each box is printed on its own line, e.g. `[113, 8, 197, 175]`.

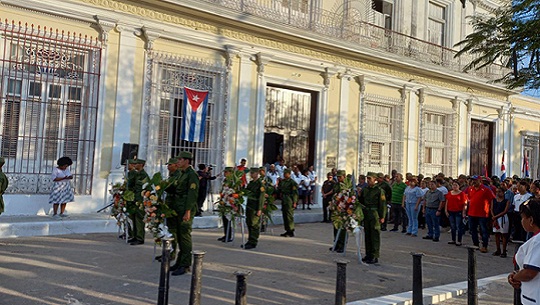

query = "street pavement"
[0, 221, 517, 305]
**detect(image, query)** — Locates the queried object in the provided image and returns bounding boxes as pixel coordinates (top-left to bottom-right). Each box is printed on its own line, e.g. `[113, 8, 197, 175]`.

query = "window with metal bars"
[422, 112, 455, 177]
[0, 22, 101, 194]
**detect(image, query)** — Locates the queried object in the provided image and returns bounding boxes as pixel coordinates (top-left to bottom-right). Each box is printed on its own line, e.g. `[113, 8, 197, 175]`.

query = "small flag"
[483, 163, 489, 178]
[522, 153, 530, 178]
[500, 150, 506, 181]
[181, 87, 209, 143]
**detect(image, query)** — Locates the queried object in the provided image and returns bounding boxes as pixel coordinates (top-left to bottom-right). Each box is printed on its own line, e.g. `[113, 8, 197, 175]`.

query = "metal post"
[234, 270, 251, 305]
[189, 251, 206, 305]
[335, 259, 349, 305]
[157, 237, 174, 305]
[411, 252, 424, 305]
[466, 246, 478, 305]
[514, 241, 524, 305]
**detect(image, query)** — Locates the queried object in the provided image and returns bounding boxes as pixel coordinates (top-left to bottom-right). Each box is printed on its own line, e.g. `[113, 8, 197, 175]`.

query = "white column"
[417, 89, 425, 174]
[406, 86, 418, 174]
[234, 53, 253, 164]
[253, 53, 271, 167]
[337, 70, 351, 169]
[465, 99, 473, 174]
[109, 24, 138, 181]
[356, 75, 366, 174]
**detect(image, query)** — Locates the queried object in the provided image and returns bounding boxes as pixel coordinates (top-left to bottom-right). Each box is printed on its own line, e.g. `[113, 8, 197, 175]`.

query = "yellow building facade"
[1, 0, 538, 215]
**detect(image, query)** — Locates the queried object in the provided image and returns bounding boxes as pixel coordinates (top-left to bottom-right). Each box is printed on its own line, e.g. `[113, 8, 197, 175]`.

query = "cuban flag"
[522, 153, 530, 178]
[500, 150, 506, 181]
[181, 87, 209, 143]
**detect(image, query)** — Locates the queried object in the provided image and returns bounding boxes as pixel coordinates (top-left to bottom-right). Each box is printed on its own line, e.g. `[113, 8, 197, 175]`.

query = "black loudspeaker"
[121, 143, 139, 165]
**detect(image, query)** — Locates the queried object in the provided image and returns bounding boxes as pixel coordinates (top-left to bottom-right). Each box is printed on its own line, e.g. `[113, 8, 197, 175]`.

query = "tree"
[455, 0, 540, 91]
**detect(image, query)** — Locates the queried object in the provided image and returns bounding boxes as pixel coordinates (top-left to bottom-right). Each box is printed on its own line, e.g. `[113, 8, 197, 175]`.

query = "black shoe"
[307, 207, 311, 210]
[119, 234, 127, 240]
[171, 266, 191, 276]
[389, 228, 398, 232]
[242, 244, 256, 250]
[362, 256, 373, 262]
[217, 236, 226, 241]
[225, 238, 234, 242]
[287, 231, 295, 237]
[432, 238, 439, 242]
[127, 238, 136, 243]
[321, 220, 327, 223]
[401, 230, 407, 233]
[155, 255, 162, 262]
[130, 240, 144, 245]
[170, 263, 181, 272]
[381, 228, 387, 231]
[422, 235, 433, 240]
[325, 220, 332, 223]
[365, 258, 378, 264]
[280, 232, 289, 237]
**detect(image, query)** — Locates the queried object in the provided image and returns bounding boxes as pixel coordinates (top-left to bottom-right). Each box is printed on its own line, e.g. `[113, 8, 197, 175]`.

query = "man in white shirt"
[275, 159, 287, 179]
[266, 164, 279, 186]
[513, 180, 532, 242]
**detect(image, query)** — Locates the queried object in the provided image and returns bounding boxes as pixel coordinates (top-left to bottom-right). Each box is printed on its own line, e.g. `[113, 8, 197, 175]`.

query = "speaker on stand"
[121, 143, 139, 165]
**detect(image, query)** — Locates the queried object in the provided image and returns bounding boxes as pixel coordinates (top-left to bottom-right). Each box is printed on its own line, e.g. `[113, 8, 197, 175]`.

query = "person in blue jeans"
[445, 181, 468, 246]
[422, 180, 446, 242]
[402, 177, 424, 237]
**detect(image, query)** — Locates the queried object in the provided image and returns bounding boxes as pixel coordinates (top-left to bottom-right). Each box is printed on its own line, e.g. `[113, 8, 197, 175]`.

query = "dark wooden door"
[470, 120, 493, 176]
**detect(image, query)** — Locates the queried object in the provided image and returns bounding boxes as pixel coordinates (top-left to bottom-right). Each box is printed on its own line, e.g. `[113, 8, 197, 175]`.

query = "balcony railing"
[200, 0, 510, 81]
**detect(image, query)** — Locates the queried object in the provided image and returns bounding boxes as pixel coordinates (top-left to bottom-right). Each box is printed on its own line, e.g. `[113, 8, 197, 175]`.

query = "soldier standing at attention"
[161, 157, 180, 263]
[278, 168, 298, 237]
[243, 167, 265, 249]
[321, 172, 335, 223]
[217, 167, 235, 242]
[128, 159, 149, 245]
[0, 157, 8, 215]
[377, 173, 392, 231]
[360, 172, 387, 264]
[169, 151, 199, 276]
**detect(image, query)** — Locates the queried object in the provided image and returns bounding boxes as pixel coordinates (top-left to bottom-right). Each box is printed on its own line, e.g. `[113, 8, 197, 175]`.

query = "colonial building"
[1, 0, 538, 216]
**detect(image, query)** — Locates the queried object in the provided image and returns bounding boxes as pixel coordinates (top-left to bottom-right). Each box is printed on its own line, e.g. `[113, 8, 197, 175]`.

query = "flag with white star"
[181, 87, 209, 142]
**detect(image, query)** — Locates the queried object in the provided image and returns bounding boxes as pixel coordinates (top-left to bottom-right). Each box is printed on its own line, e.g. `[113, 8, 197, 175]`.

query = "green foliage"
[455, 0, 540, 90]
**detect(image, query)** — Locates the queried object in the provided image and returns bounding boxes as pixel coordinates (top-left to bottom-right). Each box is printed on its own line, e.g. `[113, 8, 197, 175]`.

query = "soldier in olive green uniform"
[278, 168, 298, 237]
[163, 157, 181, 262]
[168, 151, 199, 276]
[331, 170, 347, 252]
[0, 157, 8, 215]
[124, 159, 138, 240]
[359, 172, 387, 264]
[243, 167, 265, 249]
[259, 166, 275, 233]
[217, 167, 235, 242]
[128, 159, 149, 245]
[377, 172, 392, 231]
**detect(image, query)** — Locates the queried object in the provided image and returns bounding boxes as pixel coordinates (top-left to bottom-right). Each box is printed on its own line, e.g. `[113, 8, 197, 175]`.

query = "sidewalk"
[0, 221, 515, 305]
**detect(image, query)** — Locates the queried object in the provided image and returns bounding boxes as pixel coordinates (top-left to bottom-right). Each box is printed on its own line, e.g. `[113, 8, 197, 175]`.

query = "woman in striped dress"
[49, 157, 74, 218]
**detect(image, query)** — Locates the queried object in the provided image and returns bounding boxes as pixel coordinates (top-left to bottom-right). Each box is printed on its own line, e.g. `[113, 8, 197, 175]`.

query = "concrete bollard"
[513, 241, 524, 305]
[157, 238, 174, 305]
[334, 259, 350, 305]
[411, 252, 424, 305]
[234, 270, 252, 305]
[466, 246, 478, 305]
[189, 250, 206, 305]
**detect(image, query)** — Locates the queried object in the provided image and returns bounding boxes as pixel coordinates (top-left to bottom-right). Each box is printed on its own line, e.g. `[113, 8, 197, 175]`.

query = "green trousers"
[363, 209, 382, 259]
[166, 216, 193, 267]
[129, 210, 145, 242]
[246, 205, 261, 246]
[281, 195, 295, 232]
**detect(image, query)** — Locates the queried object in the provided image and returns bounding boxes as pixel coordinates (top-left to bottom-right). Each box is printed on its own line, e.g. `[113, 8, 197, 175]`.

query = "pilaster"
[337, 69, 353, 170]
[356, 75, 366, 174]
[252, 52, 272, 167]
[417, 88, 425, 174]
[234, 52, 254, 164]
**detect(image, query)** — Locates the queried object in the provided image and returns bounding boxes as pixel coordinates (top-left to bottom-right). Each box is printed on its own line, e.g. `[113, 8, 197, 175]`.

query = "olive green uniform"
[378, 180, 392, 230]
[359, 185, 387, 259]
[166, 166, 199, 268]
[0, 169, 8, 215]
[127, 169, 149, 242]
[332, 182, 347, 251]
[245, 177, 265, 246]
[278, 177, 298, 234]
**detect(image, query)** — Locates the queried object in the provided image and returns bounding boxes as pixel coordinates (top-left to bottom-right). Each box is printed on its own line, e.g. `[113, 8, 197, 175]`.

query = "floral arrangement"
[140, 172, 177, 244]
[329, 176, 364, 232]
[217, 170, 245, 222]
[109, 182, 134, 226]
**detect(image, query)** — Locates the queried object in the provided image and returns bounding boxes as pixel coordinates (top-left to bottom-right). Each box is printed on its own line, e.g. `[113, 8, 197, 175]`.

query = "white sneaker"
[52, 214, 61, 219]
[59, 213, 69, 218]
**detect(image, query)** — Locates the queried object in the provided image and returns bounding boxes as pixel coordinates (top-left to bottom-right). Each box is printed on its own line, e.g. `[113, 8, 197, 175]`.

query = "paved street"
[0, 221, 515, 305]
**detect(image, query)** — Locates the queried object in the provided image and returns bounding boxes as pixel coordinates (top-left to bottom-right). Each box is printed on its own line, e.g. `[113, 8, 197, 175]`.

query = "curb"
[347, 274, 508, 305]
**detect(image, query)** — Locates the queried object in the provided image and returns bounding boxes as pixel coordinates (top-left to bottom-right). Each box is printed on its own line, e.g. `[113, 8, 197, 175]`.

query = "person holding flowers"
[278, 168, 298, 237]
[242, 167, 266, 249]
[258, 166, 277, 232]
[359, 172, 387, 264]
[127, 159, 149, 245]
[330, 170, 347, 253]
[217, 167, 242, 242]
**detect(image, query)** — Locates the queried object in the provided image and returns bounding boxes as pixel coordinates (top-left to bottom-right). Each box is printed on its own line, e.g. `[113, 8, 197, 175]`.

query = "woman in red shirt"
[445, 181, 468, 246]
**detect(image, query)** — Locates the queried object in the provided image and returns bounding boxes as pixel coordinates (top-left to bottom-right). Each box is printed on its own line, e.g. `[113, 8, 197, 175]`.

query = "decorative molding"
[364, 94, 402, 106]
[92, 15, 116, 43]
[355, 75, 366, 93]
[321, 67, 336, 88]
[466, 99, 474, 113]
[139, 26, 162, 51]
[253, 52, 272, 75]
[224, 45, 241, 69]
[424, 104, 455, 115]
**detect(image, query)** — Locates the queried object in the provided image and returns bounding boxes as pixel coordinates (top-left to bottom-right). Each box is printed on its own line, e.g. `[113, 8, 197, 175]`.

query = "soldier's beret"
[135, 159, 146, 164]
[259, 166, 266, 172]
[224, 166, 234, 172]
[337, 170, 346, 177]
[250, 167, 260, 173]
[366, 172, 378, 178]
[177, 151, 193, 160]
[377, 172, 385, 178]
[166, 157, 178, 165]
[284, 168, 292, 174]
[0, 157, 4, 165]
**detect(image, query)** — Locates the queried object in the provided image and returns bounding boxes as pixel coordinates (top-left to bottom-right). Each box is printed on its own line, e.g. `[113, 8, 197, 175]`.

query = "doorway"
[470, 119, 494, 176]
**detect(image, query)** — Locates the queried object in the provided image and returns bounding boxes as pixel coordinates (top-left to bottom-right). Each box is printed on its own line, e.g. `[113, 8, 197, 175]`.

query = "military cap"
[135, 159, 146, 164]
[336, 170, 346, 177]
[366, 172, 378, 178]
[0, 157, 4, 165]
[259, 166, 266, 172]
[224, 166, 234, 172]
[250, 167, 260, 173]
[377, 172, 385, 178]
[166, 157, 178, 165]
[177, 151, 193, 160]
[284, 168, 292, 174]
